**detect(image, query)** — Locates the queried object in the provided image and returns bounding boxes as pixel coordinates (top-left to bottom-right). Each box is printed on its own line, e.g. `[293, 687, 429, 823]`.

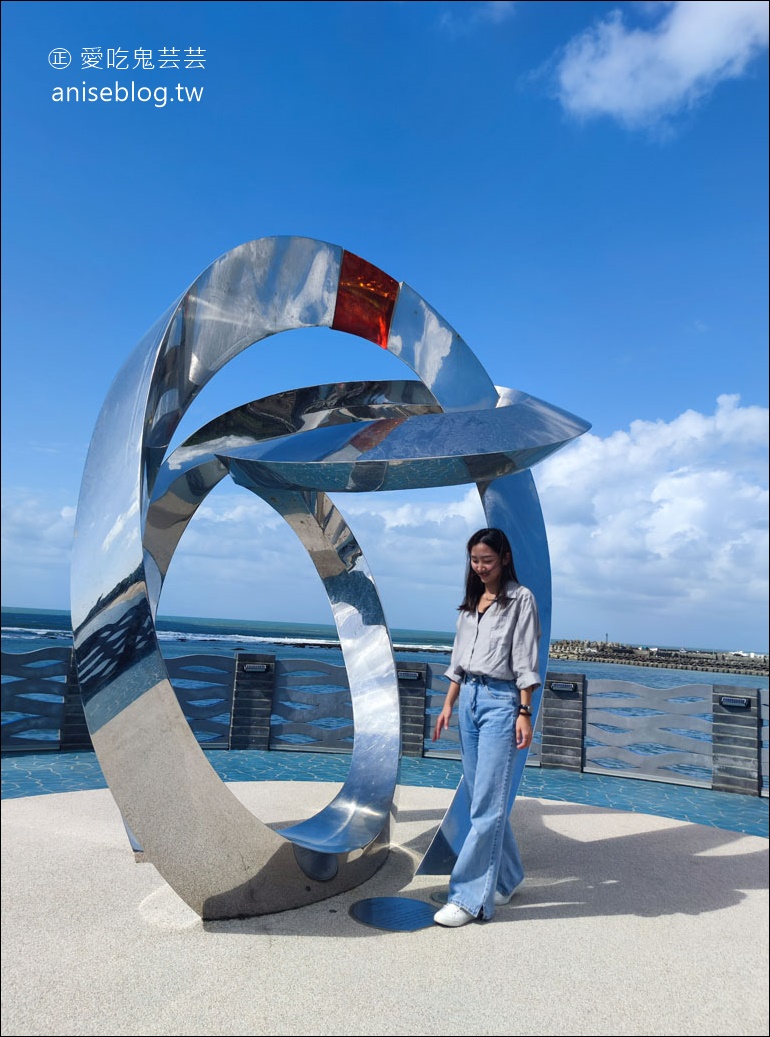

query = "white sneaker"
[494, 880, 523, 906]
[434, 903, 476, 927]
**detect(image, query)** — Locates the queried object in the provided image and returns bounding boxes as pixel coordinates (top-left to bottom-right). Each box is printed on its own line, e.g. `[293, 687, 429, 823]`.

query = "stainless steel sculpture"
[71, 237, 590, 918]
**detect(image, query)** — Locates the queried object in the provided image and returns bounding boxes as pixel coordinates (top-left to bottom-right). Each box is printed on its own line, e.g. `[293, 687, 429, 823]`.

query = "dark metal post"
[540, 671, 586, 771]
[712, 685, 761, 795]
[397, 663, 428, 757]
[229, 653, 275, 750]
[60, 648, 93, 750]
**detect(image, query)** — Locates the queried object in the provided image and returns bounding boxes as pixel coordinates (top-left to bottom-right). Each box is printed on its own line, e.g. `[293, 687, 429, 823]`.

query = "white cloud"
[0, 491, 77, 607]
[537, 394, 768, 647]
[439, 1, 516, 34]
[2, 396, 768, 649]
[555, 1, 769, 127]
[1, 492, 75, 561]
[475, 1, 516, 24]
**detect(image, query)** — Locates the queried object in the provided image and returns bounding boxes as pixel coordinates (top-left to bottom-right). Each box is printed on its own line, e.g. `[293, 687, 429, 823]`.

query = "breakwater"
[549, 640, 769, 677]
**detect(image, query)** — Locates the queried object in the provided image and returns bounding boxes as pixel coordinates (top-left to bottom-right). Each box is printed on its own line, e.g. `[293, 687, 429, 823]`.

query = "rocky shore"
[549, 640, 769, 677]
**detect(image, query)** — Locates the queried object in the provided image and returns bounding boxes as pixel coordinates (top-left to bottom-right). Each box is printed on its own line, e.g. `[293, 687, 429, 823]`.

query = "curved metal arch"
[145, 381, 441, 853]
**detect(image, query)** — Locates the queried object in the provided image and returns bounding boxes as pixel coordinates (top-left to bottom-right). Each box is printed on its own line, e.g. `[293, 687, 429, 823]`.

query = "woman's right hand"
[432, 705, 453, 741]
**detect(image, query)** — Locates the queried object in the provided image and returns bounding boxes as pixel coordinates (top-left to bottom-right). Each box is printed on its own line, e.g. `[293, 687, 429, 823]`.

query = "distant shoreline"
[549, 640, 769, 678]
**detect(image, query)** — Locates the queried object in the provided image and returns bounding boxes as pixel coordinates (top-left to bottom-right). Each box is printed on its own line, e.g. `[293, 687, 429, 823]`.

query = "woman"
[432, 527, 541, 927]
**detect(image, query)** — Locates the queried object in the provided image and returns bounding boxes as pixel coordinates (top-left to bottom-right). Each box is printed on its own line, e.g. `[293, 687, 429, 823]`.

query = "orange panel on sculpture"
[332, 250, 400, 347]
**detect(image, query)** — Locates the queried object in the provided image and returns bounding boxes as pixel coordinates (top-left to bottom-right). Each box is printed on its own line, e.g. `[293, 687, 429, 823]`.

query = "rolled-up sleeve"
[510, 589, 541, 690]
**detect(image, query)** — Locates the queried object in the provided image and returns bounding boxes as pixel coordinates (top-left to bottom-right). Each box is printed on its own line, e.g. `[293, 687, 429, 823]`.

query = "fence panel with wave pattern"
[269, 658, 353, 751]
[1, 648, 68, 750]
[585, 679, 713, 786]
[165, 654, 236, 748]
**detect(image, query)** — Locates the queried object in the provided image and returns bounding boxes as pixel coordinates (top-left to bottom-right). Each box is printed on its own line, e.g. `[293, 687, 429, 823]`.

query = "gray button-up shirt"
[445, 581, 542, 690]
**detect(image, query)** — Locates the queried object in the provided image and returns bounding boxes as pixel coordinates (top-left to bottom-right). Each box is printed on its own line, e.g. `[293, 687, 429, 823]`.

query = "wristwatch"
[518, 704, 532, 717]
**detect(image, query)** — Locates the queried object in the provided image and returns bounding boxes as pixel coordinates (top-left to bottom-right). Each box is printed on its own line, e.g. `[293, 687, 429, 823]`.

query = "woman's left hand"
[515, 714, 532, 749]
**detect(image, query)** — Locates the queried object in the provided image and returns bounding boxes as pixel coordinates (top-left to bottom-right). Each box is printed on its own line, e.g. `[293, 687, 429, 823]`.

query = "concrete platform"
[2, 781, 768, 1036]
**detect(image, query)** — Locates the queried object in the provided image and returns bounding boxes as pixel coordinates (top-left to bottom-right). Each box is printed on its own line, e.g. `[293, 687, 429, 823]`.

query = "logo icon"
[48, 48, 71, 69]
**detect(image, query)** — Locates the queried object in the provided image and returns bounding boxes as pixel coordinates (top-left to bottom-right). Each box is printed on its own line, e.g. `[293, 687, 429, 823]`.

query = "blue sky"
[1, 1, 768, 652]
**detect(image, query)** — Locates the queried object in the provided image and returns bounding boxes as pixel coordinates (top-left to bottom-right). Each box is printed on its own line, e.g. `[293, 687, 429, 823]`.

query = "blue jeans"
[448, 675, 525, 919]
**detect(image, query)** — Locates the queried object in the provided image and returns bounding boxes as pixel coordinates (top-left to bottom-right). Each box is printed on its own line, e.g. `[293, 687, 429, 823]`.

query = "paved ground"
[2, 772, 768, 1037]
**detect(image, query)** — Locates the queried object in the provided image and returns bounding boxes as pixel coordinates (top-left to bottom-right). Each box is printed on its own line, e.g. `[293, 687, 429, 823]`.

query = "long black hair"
[458, 527, 518, 613]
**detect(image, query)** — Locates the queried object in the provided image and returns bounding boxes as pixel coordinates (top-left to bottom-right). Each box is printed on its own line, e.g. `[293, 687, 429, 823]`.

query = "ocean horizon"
[2, 606, 767, 691]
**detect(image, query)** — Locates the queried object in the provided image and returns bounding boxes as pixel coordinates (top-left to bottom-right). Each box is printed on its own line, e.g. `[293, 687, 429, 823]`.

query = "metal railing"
[2, 647, 766, 797]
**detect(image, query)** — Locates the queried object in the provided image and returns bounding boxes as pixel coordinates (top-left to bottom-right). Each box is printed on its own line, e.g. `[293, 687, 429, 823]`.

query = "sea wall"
[549, 640, 769, 677]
